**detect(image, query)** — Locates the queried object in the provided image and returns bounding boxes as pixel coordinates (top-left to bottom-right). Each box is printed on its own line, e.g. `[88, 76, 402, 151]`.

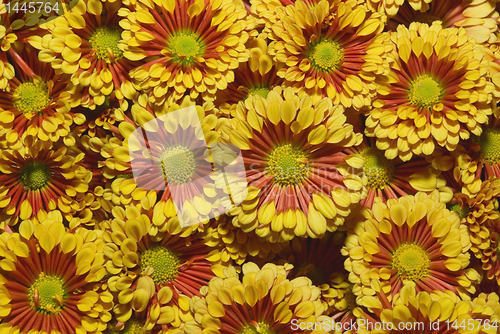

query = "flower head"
[184, 263, 331, 334]
[269, 0, 390, 111]
[28, 0, 138, 111]
[221, 87, 364, 242]
[365, 22, 495, 161]
[0, 140, 91, 226]
[343, 191, 479, 307]
[0, 214, 111, 334]
[120, 0, 251, 104]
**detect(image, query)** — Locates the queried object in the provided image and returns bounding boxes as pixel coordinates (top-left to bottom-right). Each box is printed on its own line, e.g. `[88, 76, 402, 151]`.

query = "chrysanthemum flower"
[269, 0, 390, 111]
[0, 140, 91, 226]
[0, 214, 111, 334]
[358, 285, 499, 334]
[365, 22, 495, 161]
[452, 117, 500, 184]
[119, 0, 251, 104]
[102, 205, 225, 324]
[387, 0, 500, 44]
[0, 47, 83, 147]
[215, 37, 283, 116]
[221, 87, 364, 242]
[28, 0, 139, 110]
[343, 191, 479, 306]
[445, 177, 500, 259]
[110, 96, 233, 228]
[203, 214, 286, 265]
[184, 263, 331, 334]
[339, 139, 451, 208]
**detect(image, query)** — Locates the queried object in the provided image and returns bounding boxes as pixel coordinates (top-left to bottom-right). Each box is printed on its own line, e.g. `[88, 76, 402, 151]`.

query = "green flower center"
[247, 86, 270, 99]
[479, 128, 500, 165]
[167, 32, 205, 66]
[447, 202, 470, 219]
[140, 245, 180, 285]
[408, 75, 443, 108]
[28, 274, 66, 314]
[266, 144, 310, 187]
[392, 243, 430, 281]
[241, 322, 273, 334]
[115, 174, 134, 179]
[13, 81, 50, 115]
[362, 148, 394, 190]
[89, 26, 124, 63]
[309, 38, 343, 72]
[20, 161, 51, 190]
[160, 146, 196, 185]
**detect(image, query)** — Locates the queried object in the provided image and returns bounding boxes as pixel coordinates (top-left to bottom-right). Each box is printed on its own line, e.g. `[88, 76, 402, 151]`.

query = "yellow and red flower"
[365, 22, 495, 161]
[119, 0, 251, 104]
[343, 191, 479, 307]
[28, 0, 139, 110]
[0, 140, 91, 226]
[0, 214, 111, 334]
[269, 0, 390, 111]
[221, 87, 364, 241]
[184, 263, 331, 334]
[0, 47, 83, 148]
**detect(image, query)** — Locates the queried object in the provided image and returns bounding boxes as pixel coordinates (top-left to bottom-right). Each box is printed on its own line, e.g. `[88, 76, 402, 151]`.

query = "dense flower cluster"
[2, 0, 500, 333]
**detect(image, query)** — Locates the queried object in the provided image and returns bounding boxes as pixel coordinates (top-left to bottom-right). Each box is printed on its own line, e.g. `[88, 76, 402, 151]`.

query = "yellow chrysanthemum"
[221, 87, 364, 242]
[120, 0, 251, 104]
[215, 36, 283, 117]
[343, 191, 479, 307]
[0, 48, 84, 148]
[184, 263, 331, 334]
[0, 140, 92, 226]
[28, 0, 138, 110]
[106, 95, 232, 228]
[102, 205, 226, 325]
[357, 285, 500, 334]
[339, 139, 453, 208]
[365, 22, 495, 161]
[0, 213, 111, 334]
[388, 0, 500, 44]
[269, 0, 391, 111]
[451, 116, 500, 185]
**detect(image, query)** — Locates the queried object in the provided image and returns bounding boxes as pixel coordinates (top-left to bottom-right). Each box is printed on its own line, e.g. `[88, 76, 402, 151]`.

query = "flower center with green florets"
[20, 162, 51, 190]
[89, 26, 124, 63]
[13, 81, 50, 115]
[344, 289, 357, 311]
[266, 144, 310, 186]
[479, 128, 500, 165]
[28, 273, 66, 314]
[241, 322, 273, 334]
[167, 31, 205, 67]
[309, 38, 343, 72]
[160, 146, 196, 185]
[140, 245, 180, 285]
[392, 243, 430, 281]
[408, 75, 443, 109]
[247, 86, 270, 99]
[447, 202, 470, 219]
[362, 148, 394, 190]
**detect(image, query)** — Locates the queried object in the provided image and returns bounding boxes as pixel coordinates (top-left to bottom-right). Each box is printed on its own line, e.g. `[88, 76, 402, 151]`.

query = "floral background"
[0, 0, 500, 333]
